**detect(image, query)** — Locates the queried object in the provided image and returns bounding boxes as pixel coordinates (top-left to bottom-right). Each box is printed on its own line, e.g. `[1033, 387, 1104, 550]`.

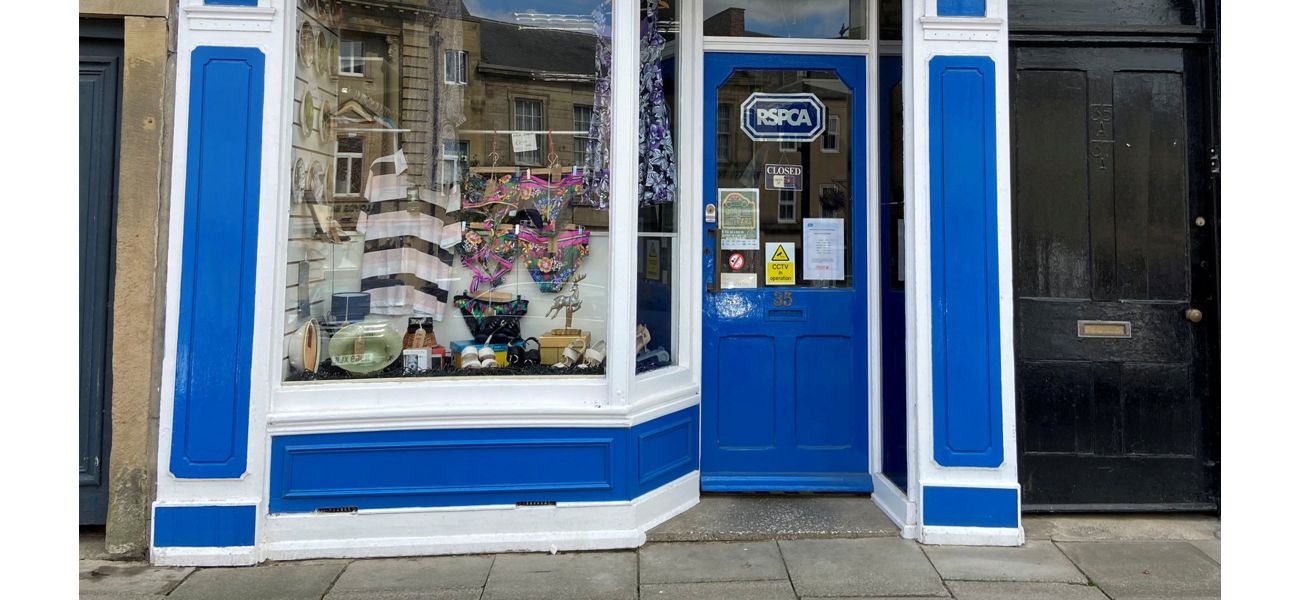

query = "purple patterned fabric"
[577, 1, 612, 209]
[638, 0, 677, 207]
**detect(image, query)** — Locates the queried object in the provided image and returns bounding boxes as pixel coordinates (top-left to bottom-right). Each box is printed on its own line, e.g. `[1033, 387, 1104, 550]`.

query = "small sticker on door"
[728, 252, 746, 271]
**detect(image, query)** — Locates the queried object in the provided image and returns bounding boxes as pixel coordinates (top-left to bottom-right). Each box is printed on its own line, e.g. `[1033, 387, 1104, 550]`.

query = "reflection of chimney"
[703, 7, 746, 36]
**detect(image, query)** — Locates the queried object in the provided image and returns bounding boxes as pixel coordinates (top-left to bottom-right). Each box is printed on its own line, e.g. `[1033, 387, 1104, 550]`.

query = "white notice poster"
[511, 132, 538, 153]
[803, 218, 845, 280]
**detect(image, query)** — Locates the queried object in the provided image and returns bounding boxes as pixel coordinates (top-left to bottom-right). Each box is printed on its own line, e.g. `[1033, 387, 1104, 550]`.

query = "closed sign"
[741, 93, 827, 142]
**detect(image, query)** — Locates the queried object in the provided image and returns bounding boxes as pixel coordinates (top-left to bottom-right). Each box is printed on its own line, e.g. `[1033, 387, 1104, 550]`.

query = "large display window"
[281, 0, 682, 384]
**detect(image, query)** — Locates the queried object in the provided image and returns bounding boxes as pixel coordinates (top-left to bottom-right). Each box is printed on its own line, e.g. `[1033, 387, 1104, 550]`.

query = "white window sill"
[919, 16, 1004, 42]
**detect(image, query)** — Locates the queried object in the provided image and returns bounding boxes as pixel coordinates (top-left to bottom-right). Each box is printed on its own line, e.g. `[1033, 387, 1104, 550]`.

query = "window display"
[282, 0, 640, 382]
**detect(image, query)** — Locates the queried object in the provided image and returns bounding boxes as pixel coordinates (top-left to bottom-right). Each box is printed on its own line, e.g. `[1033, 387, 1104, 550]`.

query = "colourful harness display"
[458, 220, 519, 293]
[520, 173, 582, 232]
[519, 226, 591, 293]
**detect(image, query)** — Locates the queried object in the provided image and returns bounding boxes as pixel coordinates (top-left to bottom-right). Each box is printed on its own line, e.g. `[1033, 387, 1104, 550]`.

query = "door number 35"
[772, 291, 793, 307]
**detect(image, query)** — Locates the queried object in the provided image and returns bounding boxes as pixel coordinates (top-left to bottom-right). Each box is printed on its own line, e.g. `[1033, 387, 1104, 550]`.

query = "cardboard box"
[539, 330, 591, 365]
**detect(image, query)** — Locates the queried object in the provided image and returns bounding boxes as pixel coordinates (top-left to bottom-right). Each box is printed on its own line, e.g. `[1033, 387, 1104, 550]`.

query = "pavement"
[80, 496, 1221, 600]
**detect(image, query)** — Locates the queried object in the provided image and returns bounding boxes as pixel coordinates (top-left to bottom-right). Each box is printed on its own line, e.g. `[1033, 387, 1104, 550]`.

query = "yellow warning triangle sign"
[771, 245, 790, 261]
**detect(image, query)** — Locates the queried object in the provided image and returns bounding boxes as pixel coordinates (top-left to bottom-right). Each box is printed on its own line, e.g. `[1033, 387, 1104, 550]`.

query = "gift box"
[539, 330, 591, 366]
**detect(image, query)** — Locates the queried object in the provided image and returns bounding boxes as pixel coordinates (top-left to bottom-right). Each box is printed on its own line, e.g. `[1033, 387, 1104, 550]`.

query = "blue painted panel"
[928, 55, 1003, 469]
[206, 0, 259, 6]
[171, 47, 264, 479]
[154, 505, 256, 547]
[633, 409, 699, 494]
[923, 486, 1018, 528]
[938, 0, 985, 17]
[701, 53, 871, 492]
[877, 56, 908, 490]
[269, 408, 699, 513]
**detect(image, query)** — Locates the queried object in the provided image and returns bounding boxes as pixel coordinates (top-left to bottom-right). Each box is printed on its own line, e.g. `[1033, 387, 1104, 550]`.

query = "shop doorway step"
[648, 494, 898, 542]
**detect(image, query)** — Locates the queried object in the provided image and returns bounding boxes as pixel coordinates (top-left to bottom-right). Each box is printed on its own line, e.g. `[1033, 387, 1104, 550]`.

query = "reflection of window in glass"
[339, 38, 364, 76]
[440, 140, 469, 188]
[821, 115, 840, 153]
[335, 136, 364, 196]
[778, 190, 797, 223]
[819, 183, 845, 216]
[573, 104, 593, 167]
[444, 49, 467, 85]
[703, 0, 867, 39]
[779, 140, 798, 153]
[717, 104, 733, 161]
[514, 98, 543, 164]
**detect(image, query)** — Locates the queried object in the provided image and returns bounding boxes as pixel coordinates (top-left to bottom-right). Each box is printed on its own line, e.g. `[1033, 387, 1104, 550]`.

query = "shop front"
[154, 0, 1021, 566]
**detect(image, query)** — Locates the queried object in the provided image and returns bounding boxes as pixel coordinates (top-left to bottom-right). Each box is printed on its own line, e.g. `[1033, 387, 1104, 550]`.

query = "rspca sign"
[740, 93, 827, 143]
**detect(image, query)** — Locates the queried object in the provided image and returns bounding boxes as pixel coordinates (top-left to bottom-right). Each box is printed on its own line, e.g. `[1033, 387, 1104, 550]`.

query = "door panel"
[701, 53, 870, 492]
[1012, 45, 1216, 509]
[80, 25, 123, 525]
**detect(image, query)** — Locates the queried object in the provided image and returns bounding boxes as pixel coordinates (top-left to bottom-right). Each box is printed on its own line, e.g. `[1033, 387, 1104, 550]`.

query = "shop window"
[777, 190, 797, 224]
[637, 0, 679, 374]
[338, 38, 364, 76]
[821, 115, 840, 153]
[513, 98, 544, 165]
[444, 49, 468, 85]
[703, 0, 868, 40]
[285, 0, 623, 383]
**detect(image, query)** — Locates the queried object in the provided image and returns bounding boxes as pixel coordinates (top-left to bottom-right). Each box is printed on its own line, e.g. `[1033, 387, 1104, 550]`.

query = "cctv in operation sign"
[740, 92, 827, 143]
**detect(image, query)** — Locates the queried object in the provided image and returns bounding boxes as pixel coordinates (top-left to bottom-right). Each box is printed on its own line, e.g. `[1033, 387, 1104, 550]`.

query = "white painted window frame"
[262, 0, 667, 433]
[338, 38, 364, 77]
[444, 48, 468, 85]
[777, 190, 797, 224]
[822, 114, 841, 153]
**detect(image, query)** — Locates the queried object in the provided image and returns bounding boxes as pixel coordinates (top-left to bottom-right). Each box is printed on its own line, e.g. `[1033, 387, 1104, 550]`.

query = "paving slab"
[324, 555, 492, 600]
[639, 580, 796, 600]
[79, 560, 193, 597]
[922, 540, 1087, 583]
[482, 552, 636, 600]
[947, 581, 1109, 600]
[80, 528, 111, 560]
[647, 495, 897, 542]
[167, 561, 348, 600]
[779, 538, 947, 598]
[1190, 539, 1221, 564]
[639, 541, 786, 584]
[1023, 515, 1221, 542]
[1057, 541, 1220, 599]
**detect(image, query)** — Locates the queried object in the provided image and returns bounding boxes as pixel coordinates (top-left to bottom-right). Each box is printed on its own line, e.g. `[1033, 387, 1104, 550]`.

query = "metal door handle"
[707, 228, 721, 294]
[1184, 308, 1203, 323]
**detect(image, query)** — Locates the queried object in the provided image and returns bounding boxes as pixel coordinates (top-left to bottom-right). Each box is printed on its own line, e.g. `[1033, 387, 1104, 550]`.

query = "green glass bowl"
[327, 321, 402, 374]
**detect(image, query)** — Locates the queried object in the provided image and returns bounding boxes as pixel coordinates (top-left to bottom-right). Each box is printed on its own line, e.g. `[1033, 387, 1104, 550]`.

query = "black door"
[1011, 45, 1219, 510]
[80, 21, 122, 525]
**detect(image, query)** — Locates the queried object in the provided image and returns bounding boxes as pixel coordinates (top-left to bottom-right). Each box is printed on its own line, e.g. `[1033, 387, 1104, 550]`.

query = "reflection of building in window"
[822, 114, 840, 152]
[573, 104, 593, 166]
[778, 190, 797, 223]
[513, 98, 544, 164]
[440, 139, 469, 188]
[717, 104, 733, 160]
[779, 139, 798, 153]
[444, 49, 467, 85]
[335, 136, 364, 197]
[339, 38, 364, 76]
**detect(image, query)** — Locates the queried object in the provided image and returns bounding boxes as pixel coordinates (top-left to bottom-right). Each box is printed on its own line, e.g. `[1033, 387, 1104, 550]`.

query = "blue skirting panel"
[171, 46, 265, 479]
[154, 505, 257, 547]
[928, 55, 1003, 469]
[923, 486, 1018, 528]
[937, 0, 985, 17]
[269, 408, 699, 513]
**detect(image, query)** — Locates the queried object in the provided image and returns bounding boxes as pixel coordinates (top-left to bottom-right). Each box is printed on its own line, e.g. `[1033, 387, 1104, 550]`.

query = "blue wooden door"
[701, 53, 871, 492]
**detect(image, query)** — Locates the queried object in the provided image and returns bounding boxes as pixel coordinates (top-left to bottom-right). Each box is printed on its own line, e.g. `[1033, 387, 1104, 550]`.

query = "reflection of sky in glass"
[704, 0, 857, 38]
[464, 0, 606, 25]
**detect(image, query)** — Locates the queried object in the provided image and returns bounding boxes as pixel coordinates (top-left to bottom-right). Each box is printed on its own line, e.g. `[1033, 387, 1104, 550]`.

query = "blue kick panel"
[205, 1, 259, 6]
[923, 486, 1018, 528]
[928, 55, 1003, 468]
[154, 505, 257, 547]
[171, 47, 265, 479]
[269, 408, 699, 513]
[937, 0, 985, 17]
